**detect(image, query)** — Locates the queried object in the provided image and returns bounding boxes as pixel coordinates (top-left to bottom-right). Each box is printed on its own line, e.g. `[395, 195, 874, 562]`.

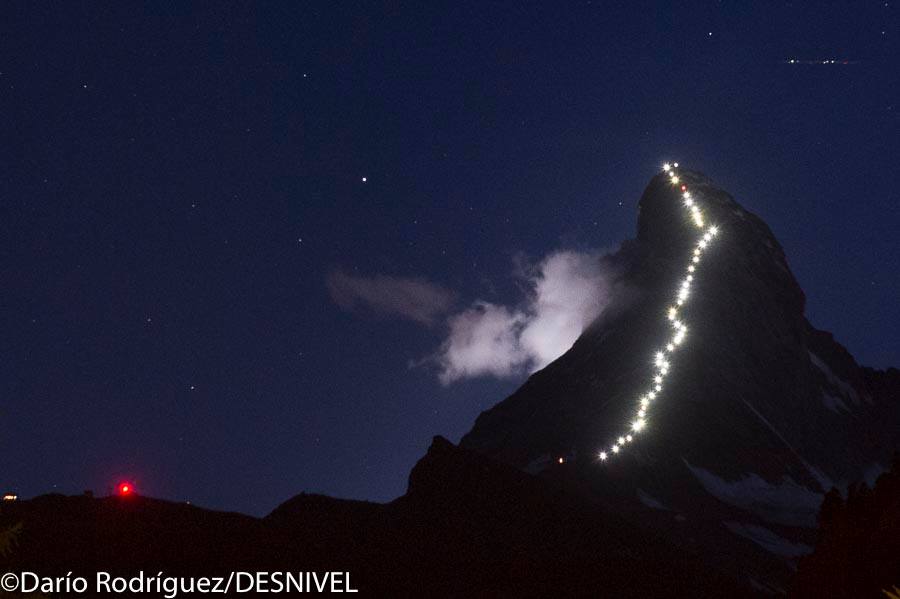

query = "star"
[361, 176, 367, 183]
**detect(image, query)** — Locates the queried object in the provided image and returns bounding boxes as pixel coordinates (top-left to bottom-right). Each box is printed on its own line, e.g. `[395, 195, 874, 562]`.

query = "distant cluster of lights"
[785, 59, 855, 65]
[595, 162, 720, 463]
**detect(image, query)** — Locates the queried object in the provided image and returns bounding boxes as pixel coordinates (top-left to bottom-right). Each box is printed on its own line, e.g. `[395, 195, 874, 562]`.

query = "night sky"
[3, 3, 897, 516]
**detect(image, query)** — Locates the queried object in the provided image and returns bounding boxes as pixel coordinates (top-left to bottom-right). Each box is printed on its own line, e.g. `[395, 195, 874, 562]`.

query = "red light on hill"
[118, 482, 134, 496]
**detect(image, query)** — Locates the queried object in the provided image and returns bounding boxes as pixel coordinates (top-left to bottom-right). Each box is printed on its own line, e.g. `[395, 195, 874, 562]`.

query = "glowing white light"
[598, 161, 719, 464]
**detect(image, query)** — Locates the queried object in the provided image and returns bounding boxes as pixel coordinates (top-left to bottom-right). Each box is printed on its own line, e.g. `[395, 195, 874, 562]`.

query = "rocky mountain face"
[459, 169, 900, 593]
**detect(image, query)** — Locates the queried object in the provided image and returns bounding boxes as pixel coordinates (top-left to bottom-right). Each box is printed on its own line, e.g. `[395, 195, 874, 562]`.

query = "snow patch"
[636, 489, 671, 511]
[809, 351, 861, 405]
[821, 391, 850, 413]
[738, 397, 834, 491]
[724, 521, 813, 558]
[864, 462, 887, 487]
[524, 454, 552, 475]
[685, 461, 823, 527]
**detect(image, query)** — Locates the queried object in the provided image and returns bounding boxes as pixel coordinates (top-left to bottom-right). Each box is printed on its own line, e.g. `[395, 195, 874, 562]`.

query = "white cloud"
[436, 250, 613, 384]
[518, 251, 611, 369]
[436, 302, 528, 385]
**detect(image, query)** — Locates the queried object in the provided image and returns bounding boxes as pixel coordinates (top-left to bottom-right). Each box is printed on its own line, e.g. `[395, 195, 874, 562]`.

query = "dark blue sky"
[2, 2, 897, 516]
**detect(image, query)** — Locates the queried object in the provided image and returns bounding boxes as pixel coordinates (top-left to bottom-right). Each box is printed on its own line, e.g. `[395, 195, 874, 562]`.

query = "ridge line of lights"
[596, 162, 720, 463]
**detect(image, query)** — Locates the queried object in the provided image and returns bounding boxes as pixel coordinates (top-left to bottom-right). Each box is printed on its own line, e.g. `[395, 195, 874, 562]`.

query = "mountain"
[460, 168, 900, 592]
[3, 169, 896, 597]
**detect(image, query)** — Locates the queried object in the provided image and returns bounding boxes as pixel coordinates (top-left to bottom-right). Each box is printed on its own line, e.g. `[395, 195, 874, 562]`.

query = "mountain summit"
[460, 168, 899, 591]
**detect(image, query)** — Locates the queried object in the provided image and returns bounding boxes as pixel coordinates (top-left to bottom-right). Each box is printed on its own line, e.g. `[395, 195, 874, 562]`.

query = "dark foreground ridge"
[3, 171, 897, 597]
[2, 436, 753, 598]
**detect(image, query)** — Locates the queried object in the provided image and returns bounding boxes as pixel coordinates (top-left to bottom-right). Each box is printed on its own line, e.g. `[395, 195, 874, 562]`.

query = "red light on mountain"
[118, 482, 134, 496]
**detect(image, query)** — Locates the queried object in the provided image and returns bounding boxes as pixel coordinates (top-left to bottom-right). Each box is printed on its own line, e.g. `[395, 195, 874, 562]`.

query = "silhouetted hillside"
[1, 437, 753, 597]
[791, 455, 900, 598]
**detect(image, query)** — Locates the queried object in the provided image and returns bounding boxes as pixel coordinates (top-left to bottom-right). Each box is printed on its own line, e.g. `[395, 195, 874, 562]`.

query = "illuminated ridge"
[597, 162, 719, 463]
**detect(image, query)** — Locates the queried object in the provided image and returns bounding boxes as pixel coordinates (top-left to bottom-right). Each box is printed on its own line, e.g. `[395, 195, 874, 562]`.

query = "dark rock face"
[460, 170, 899, 590]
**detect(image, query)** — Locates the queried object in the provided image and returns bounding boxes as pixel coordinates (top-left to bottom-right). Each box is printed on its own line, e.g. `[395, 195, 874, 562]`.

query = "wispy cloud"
[329, 250, 616, 385]
[327, 270, 456, 326]
[435, 250, 614, 384]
